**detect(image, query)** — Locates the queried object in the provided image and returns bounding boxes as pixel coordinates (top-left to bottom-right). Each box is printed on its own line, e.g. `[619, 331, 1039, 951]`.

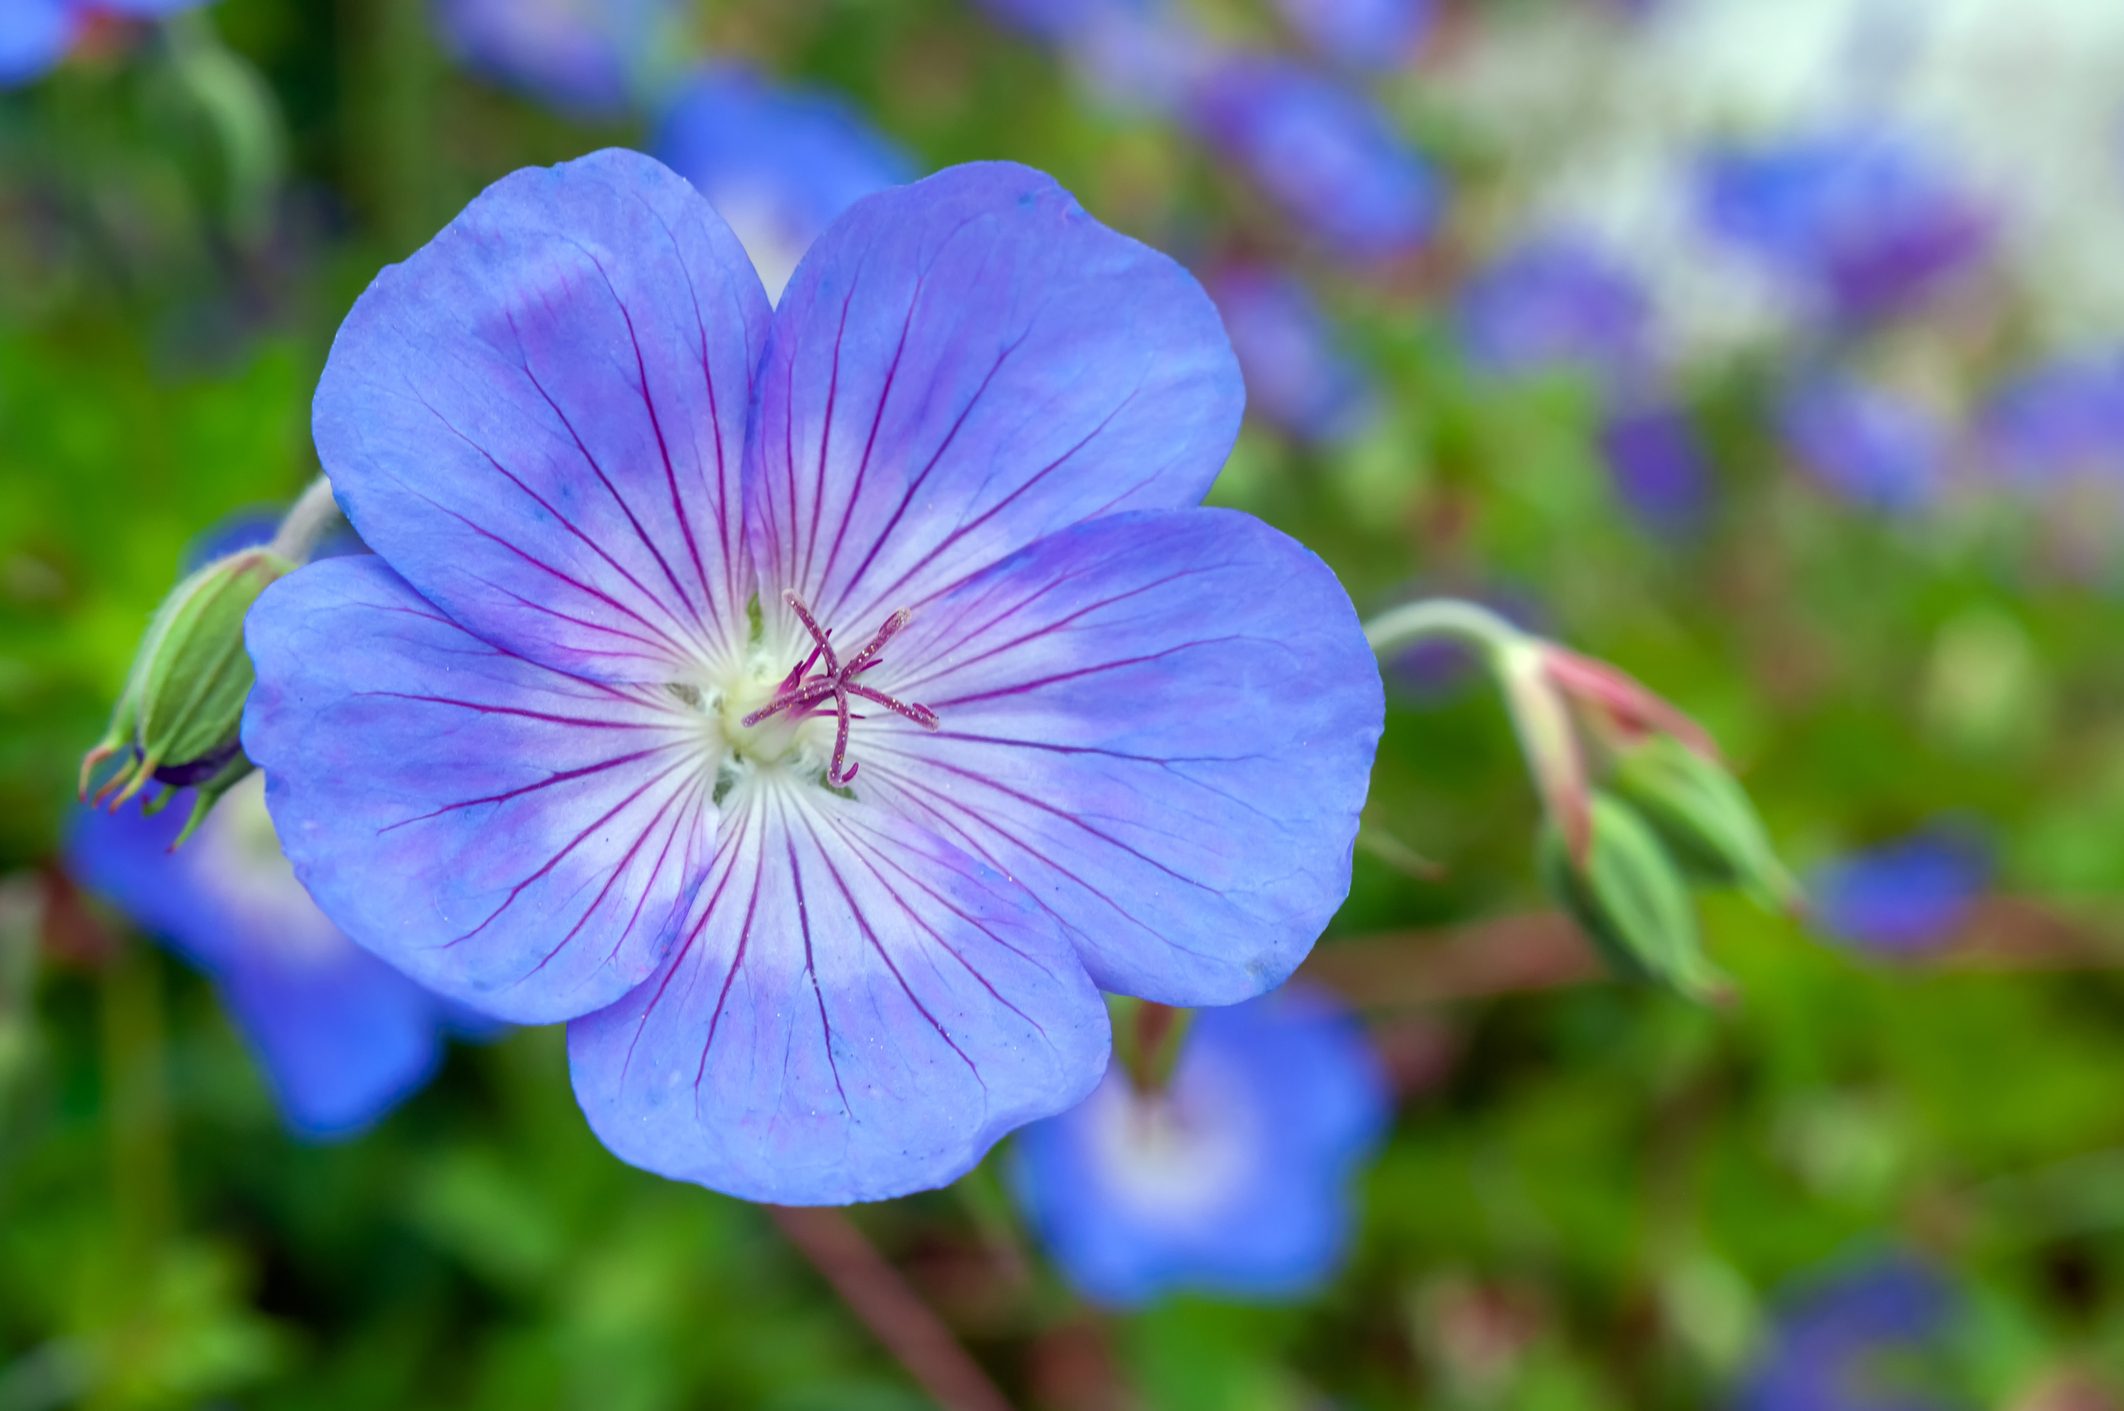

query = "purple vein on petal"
[635, 190, 744, 618]
[833, 810, 1061, 1006]
[407, 385, 708, 661]
[923, 634, 1260, 710]
[556, 235, 721, 632]
[870, 766, 1219, 971]
[607, 776, 712, 966]
[783, 799, 851, 1114]
[889, 565, 1210, 697]
[884, 556, 1116, 686]
[351, 691, 676, 731]
[695, 809, 773, 1109]
[863, 384, 1147, 620]
[520, 769, 701, 982]
[891, 734, 1285, 828]
[821, 329, 1033, 625]
[812, 267, 925, 596]
[875, 771, 1122, 942]
[804, 278, 860, 593]
[500, 304, 714, 640]
[799, 202, 1010, 617]
[470, 572, 681, 655]
[918, 756, 1224, 896]
[398, 480, 703, 665]
[619, 802, 756, 1084]
[379, 742, 686, 834]
[437, 751, 700, 949]
[794, 806, 985, 1088]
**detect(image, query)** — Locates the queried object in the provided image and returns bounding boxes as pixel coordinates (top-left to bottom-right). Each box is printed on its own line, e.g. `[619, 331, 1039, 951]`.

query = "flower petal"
[568, 784, 1109, 1204]
[744, 161, 1243, 637]
[859, 508, 1382, 1004]
[1011, 989, 1387, 1305]
[314, 148, 771, 681]
[242, 556, 717, 1023]
[219, 952, 446, 1140]
[0, 0, 70, 88]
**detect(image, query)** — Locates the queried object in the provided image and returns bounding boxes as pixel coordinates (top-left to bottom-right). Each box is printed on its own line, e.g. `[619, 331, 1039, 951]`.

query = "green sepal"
[170, 752, 258, 849]
[1540, 793, 1726, 1002]
[1609, 736, 1799, 914]
[133, 547, 292, 769]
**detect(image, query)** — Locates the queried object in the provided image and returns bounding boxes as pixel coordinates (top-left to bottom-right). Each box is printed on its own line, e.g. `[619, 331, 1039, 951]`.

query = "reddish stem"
[768, 1206, 1019, 1411]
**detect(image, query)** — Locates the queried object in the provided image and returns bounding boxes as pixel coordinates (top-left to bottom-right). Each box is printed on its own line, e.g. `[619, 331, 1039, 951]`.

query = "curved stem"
[1362, 597, 1525, 660]
[160, 9, 288, 244]
[267, 475, 342, 563]
[1363, 597, 1593, 860]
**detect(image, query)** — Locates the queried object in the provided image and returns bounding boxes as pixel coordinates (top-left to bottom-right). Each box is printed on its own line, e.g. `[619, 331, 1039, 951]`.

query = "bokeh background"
[5, 0, 2124, 1406]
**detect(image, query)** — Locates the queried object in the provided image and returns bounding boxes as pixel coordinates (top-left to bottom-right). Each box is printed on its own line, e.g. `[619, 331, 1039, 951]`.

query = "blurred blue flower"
[1188, 55, 1441, 260]
[656, 65, 913, 303]
[243, 151, 1383, 1203]
[1456, 235, 1652, 387]
[1698, 134, 1995, 326]
[430, 0, 678, 116]
[1012, 987, 1389, 1305]
[1810, 829, 1989, 956]
[1778, 374, 1947, 513]
[1601, 399, 1711, 534]
[1736, 1254, 1960, 1410]
[1978, 351, 2124, 489]
[974, 0, 1128, 44]
[0, 0, 211, 88]
[69, 773, 465, 1139]
[1205, 262, 1375, 443]
[975, 0, 1212, 117]
[1274, 0, 1431, 71]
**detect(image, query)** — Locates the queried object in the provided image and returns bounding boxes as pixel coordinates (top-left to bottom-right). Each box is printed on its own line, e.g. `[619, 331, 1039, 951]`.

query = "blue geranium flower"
[974, 0, 1123, 44]
[1698, 133, 1995, 326]
[69, 771, 470, 1139]
[1778, 374, 1946, 513]
[1456, 235, 1652, 387]
[1274, 0, 1431, 72]
[1810, 829, 1988, 957]
[1600, 399, 1710, 534]
[1978, 351, 2124, 489]
[1, 0, 210, 88]
[1188, 55, 1440, 261]
[975, 0, 1212, 117]
[1011, 987, 1388, 1305]
[242, 150, 1384, 1205]
[1204, 262, 1375, 444]
[1736, 1255, 1960, 1411]
[655, 65, 912, 304]
[430, 0, 678, 116]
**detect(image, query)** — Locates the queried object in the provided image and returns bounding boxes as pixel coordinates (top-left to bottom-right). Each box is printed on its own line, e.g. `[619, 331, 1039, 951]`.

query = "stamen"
[843, 682, 940, 730]
[739, 592, 942, 787]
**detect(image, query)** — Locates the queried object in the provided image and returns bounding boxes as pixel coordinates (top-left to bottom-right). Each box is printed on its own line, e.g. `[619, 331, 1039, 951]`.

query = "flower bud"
[80, 545, 294, 843]
[1539, 793, 1726, 1002]
[1608, 735, 1799, 914]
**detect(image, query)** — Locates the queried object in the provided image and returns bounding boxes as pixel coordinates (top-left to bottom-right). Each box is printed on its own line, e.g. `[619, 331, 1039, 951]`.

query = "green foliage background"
[4, 1, 2123, 1407]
